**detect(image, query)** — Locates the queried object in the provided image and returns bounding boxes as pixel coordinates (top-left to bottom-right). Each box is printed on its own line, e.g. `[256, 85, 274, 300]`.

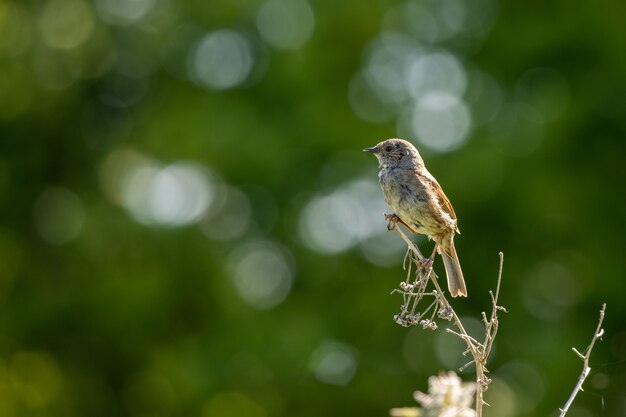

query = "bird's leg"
[384, 213, 416, 234]
[419, 234, 443, 270]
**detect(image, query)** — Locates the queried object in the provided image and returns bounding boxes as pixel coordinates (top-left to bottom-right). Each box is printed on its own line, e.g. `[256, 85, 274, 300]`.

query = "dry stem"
[558, 303, 606, 417]
[391, 224, 506, 417]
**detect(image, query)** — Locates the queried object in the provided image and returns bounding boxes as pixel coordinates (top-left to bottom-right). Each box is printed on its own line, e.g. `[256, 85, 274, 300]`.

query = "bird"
[364, 138, 467, 297]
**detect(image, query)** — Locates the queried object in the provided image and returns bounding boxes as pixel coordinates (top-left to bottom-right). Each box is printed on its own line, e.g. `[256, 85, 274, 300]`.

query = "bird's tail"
[439, 235, 467, 298]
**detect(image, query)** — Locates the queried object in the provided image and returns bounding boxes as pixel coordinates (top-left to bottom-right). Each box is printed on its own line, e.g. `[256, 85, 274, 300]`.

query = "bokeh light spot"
[409, 51, 467, 99]
[590, 372, 609, 390]
[33, 187, 84, 245]
[189, 30, 254, 90]
[358, 230, 408, 267]
[94, 0, 156, 26]
[350, 0, 497, 158]
[387, 2, 439, 43]
[146, 164, 212, 226]
[299, 192, 362, 254]
[256, 0, 315, 50]
[363, 33, 424, 106]
[119, 161, 215, 227]
[484, 378, 516, 417]
[522, 261, 581, 321]
[99, 149, 150, 204]
[299, 178, 395, 256]
[403, 92, 471, 153]
[229, 240, 293, 310]
[496, 362, 545, 414]
[309, 340, 358, 386]
[348, 72, 395, 123]
[434, 0, 467, 40]
[39, 0, 95, 50]
[460, 0, 497, 38]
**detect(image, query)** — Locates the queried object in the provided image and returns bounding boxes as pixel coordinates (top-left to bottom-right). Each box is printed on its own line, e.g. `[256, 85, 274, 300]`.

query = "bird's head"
[363, 138, 423, 168]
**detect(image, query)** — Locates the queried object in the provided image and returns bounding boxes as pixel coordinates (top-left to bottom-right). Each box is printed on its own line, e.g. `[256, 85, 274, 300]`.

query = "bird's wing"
[416, 169, 459, 226]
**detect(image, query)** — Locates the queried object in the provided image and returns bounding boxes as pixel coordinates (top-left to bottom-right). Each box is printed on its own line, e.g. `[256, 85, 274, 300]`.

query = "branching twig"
[388, 219, 609, 417]
[390, 223, 506, 417]
[558, 303, 606, 417]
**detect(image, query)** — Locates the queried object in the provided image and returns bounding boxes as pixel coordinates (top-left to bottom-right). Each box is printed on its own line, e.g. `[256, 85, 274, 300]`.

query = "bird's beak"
[363, 147, 379, 153]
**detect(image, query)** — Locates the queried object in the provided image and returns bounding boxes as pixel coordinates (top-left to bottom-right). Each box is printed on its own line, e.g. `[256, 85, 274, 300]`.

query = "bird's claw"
[384, 213, 416, 234]
[385, 213, 400, 231]
[419, 257, 434, 269]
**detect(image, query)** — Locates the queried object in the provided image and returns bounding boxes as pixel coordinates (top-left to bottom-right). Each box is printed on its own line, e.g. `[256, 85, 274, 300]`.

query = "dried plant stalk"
[390, 223, 506, 417]
[388, 219, 608, 417]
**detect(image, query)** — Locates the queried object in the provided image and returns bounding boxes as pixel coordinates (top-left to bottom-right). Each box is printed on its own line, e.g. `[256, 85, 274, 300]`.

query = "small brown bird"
[364, 138, 467, 297]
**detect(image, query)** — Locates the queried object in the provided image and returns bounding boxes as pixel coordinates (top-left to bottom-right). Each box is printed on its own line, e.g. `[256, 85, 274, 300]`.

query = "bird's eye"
[385, 146, 393, 152]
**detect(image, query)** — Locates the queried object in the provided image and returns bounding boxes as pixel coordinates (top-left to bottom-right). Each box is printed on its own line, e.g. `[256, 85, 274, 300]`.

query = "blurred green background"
[1, 0, 625, 416]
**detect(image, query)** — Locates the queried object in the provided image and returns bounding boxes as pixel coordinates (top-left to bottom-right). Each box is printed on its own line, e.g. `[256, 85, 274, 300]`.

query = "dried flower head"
[438, 305, 453, 321]
[413, 371, 476, 417]
[419, 319, 438, 330]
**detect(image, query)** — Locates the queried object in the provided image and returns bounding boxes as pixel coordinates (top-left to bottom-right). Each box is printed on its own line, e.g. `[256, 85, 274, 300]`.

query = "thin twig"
[558, 303, 607, 417]
[472, 252, 505, 416]
[391, 225, 505, 417]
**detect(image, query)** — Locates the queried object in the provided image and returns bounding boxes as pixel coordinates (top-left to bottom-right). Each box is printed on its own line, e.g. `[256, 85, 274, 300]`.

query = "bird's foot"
[418, 256, 434, 270]
[384, 213, 417, 234]
[384, 213, 401, 231]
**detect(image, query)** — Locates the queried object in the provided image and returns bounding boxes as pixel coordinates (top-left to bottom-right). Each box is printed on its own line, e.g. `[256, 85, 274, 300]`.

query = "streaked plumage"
[364, 138, 467, 297]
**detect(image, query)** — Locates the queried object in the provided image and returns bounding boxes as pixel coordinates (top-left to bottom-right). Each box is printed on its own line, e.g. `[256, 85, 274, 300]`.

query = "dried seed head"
[419, 319, 438, 330]
[438, 306, 453, 321]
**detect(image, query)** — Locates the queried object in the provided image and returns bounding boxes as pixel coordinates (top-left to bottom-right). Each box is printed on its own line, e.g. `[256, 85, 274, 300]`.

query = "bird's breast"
[378, 167, 444, 235]
[379, 168, 420, 210]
